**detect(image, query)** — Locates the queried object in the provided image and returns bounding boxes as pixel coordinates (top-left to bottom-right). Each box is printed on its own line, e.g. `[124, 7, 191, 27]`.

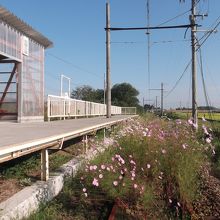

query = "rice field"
[170, 111, 220, 121]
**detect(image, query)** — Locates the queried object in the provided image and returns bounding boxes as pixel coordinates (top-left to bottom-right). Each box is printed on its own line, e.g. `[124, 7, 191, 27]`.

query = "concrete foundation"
[0, 145, 105, 220]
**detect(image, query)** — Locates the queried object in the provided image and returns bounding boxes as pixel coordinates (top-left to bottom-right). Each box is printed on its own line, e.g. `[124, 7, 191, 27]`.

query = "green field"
[167, 111, 220, 121]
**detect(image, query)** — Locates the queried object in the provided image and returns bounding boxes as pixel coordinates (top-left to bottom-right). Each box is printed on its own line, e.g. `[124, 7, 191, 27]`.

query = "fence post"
[47, 95, 50, 121]
[63, 98, 66, 120]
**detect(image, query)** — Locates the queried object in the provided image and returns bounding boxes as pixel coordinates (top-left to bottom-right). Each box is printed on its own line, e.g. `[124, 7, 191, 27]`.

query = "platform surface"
[0, 115, 134, 158]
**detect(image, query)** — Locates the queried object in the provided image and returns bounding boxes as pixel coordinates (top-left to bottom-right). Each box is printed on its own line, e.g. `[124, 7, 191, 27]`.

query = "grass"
[24, 174, 114, 220]
[0, 138, 85, 185]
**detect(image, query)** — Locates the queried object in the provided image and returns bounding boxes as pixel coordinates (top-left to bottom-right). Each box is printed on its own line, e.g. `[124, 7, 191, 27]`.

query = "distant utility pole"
[155, 96, 158, 110]
[106, 2, 111, 118]
[191, 0, 198, 126]
[150, 82, 164, 116]
[161, 83, 164, 116]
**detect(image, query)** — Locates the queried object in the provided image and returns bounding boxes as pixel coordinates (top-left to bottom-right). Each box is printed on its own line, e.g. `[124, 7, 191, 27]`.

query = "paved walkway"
[0, 115, 134, 161]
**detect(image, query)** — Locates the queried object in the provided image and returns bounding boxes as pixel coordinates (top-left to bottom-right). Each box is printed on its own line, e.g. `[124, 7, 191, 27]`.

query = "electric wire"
[198, 48, 216, 129]
[156, 9, 191, 27]
[46, 52, 102, 79]
[110, 39, 190, 45]
[165, 60, 191, 98]
[197, 15, 220, 51]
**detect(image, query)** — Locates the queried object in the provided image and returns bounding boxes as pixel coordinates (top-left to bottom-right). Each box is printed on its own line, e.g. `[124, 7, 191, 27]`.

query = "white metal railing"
[121, 107, 137, 115]
[47, 95, 137, 120]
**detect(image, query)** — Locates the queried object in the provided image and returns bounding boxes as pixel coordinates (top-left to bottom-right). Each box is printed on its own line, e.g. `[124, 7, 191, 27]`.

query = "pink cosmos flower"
[99, 174, 103, 179]
[206, 138, 211, 144]
[113, 181, 118, 186]
[134, 184, 138, 189]
[106, 167, 110, 171]
[212, 149, 216, 155]
[182, 144, 187, 149]
[92, 178, 99, 187]
[101, 164, 106, 170]
[147, 164, 151, 169]
[83, 188, 87, 192]
[188, 118, 193, 125]
[176, 119, 182, 125]
[169, 199, 172, 203]
[119, 175, 123, 180]
[130, 160, 136, 165]
[161, 149, 166, 154]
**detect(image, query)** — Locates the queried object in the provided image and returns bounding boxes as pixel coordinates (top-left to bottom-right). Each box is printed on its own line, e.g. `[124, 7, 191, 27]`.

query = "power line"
[197, 16, 220, 51]
[110, 39, 190, 45]
[165, 60, 191, 98]
[46, 52, 102, 79]
[156, 9, 191, 27]
[198, 48, 216, 129]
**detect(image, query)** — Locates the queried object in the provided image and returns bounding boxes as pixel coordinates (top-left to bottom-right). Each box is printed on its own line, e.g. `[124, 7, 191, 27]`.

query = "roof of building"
[0, 6, 53, 48]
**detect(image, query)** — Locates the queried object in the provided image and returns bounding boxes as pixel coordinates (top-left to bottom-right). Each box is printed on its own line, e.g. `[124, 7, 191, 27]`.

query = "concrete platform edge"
[0, 146, 105, 220]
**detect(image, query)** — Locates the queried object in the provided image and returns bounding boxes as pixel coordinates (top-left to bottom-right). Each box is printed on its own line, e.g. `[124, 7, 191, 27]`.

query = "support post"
[103, 128, 106, 140]
[83, 135, 88, 153]
[191, 0, 198, 127]
[106, 2, 111, 118]
[156, 96, 158, 112]
[41, 149, 49, 181]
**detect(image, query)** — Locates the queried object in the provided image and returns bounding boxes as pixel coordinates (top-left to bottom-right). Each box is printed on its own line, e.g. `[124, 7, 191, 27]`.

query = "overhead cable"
[165, 60, 191, 98]
[46, 52, 102, 79]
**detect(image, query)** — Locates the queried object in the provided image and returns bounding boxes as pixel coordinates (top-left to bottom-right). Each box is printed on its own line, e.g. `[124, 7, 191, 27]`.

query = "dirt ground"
[0, 178, 23, 203]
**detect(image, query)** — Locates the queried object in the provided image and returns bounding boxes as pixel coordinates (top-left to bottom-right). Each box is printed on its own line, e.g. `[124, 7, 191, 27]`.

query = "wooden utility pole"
[149, 83, 164, 116]
[191, 0, 198, 126]
[161, 83, 164, 116]
[106, 2, 111, 118]
[104, 73, 106, 105]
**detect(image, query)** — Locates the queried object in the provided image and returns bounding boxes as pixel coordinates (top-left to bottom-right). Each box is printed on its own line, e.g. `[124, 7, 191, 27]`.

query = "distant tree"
[111, 83, 139, 107]
[71, 82, 140, 107]
[71, 85, 104, 103]
[71, 85, 96, 102]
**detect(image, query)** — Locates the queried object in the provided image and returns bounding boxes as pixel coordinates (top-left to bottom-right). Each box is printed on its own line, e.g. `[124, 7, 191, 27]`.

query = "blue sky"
[1, 0, 220, 108]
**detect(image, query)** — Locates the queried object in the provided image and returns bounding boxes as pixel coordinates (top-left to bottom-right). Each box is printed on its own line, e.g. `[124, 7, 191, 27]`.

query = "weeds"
[79, 117, 208, 219]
